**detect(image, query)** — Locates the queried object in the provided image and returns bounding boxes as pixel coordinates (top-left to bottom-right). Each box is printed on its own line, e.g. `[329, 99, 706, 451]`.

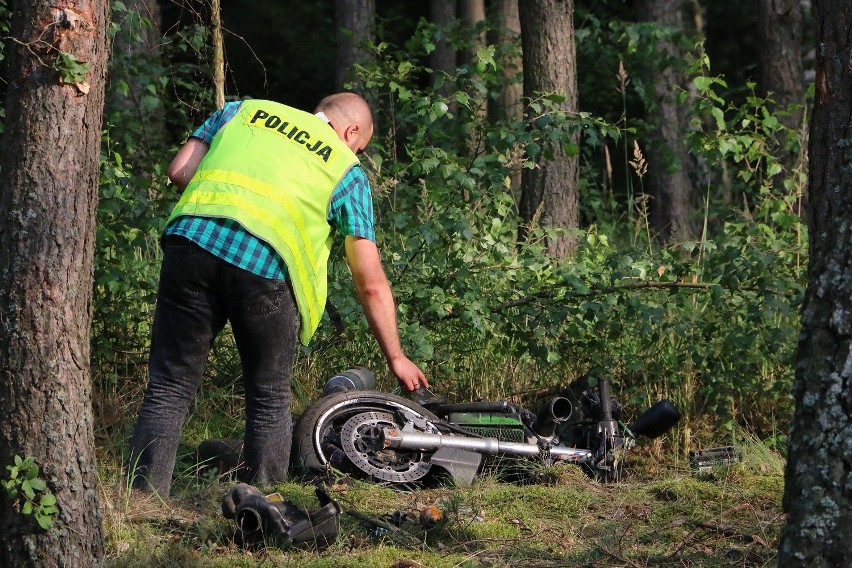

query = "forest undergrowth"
[98, 440, 785, 567]
[86, 13, 805, 566]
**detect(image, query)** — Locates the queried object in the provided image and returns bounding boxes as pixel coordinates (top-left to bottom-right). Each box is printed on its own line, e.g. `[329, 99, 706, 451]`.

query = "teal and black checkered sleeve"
[328, 166, 376, 242]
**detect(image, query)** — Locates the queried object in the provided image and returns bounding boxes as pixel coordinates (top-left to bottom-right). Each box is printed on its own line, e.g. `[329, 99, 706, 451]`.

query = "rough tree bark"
[460, 0, 487, 124]
[460, 0, 486, 55]
[491, 0, 522, 122]
[429, 0, 457, 96]
[517, 0, 580, 258]
[490, 0, 522, 197]
[0, 0, 109, 565]
[211, 0, 225, 108]
[755, 0, 805, 164]
[335, 0, 376, 92]
[106, 0, 166, 157]
[636, 0, 698, 243]
[778, 1, 852, 565]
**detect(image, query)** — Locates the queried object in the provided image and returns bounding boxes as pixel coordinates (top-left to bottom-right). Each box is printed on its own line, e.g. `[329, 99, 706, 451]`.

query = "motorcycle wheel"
[291, 390, 442, 486]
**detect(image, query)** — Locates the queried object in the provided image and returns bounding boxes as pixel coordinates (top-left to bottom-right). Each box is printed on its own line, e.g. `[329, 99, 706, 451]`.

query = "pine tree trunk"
[335, 0, 376, 92]
[755, 0, 805, 178]
[106, 0, 166, 157]
[518, 0, 580, 258]
[492, 0, 522, 122]
[460, 0, 487, 102]
[460, 0, 486, 54]
[636, 0, 698, 243]
[778, 1, 852, 565]
[755, 0, 804, 131]
[0, 0, 109, 565]
[211, 0, 225, 108]
[429, 0, 457, 95]
[459, 0, 487, 160]
[491, 0, 522, 198]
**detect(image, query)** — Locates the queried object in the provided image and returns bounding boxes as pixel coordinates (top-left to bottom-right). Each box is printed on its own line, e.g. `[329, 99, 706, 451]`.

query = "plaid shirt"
[165, 101, 375, 280]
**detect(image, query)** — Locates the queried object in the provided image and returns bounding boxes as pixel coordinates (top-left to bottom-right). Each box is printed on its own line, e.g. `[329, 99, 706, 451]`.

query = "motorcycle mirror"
[629, 399, 681, 439]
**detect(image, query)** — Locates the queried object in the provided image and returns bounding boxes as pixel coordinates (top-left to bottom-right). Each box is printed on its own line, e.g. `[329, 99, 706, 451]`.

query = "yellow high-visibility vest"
[167, 100, 359, 344]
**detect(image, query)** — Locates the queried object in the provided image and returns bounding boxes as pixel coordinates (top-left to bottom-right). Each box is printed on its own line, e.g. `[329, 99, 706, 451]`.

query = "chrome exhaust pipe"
[531, 397, 573, 438]
[381, 428, 593, 462]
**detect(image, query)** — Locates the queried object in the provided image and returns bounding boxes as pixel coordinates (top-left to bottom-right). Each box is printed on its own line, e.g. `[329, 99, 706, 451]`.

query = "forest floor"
[99, 443, 786, 568]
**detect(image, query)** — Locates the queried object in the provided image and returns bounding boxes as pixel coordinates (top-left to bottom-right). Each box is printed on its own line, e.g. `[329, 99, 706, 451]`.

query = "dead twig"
[692, 520, 767, 545]
[595, 544, 643, 568]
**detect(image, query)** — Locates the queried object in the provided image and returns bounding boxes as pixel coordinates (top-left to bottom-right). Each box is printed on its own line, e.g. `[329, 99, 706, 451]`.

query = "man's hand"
[389, 356, 429, 392]
[345, 236, 429, 392]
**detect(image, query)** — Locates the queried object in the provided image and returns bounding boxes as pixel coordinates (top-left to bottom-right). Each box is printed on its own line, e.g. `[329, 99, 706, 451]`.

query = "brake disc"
[339, 411, 432, 483]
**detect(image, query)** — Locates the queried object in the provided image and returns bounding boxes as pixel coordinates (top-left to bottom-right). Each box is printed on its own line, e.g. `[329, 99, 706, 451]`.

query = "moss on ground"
[102, 455, 784, 568]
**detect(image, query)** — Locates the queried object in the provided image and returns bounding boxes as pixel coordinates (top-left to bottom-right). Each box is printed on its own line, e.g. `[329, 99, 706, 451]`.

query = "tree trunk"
[459, 1, 486, 82]
[429, 0, 457, 96]
[460, 0, 488, 156]
[106, 0, 166, 158]
[778, 2, 852, 565]
[492, 0, 522, 122]
[491, 0, 523, 198]
[211, 0, 225, 108]
[517, 0, 580, 258]
[755, 0, 805, 192]
[0, 0, 108, 565]
[755, 0, 805, 136]
[335, 0, 376, 92]
[636, 0, 698, 243]
[460, 0, 486, 54]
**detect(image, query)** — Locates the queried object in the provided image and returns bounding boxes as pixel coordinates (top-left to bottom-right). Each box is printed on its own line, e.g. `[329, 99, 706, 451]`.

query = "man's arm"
[167, 138, 209, 191]
[345, 235, 428, 391]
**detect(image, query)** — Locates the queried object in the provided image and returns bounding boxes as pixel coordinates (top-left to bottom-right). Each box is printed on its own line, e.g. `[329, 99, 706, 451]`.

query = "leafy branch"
[3, 18, 90, 91]
[425, 279, 787, 324]
[2, 455, 59, 530]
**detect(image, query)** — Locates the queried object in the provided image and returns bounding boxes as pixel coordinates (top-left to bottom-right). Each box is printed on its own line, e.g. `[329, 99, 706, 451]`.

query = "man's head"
[315, 92, 374, 155]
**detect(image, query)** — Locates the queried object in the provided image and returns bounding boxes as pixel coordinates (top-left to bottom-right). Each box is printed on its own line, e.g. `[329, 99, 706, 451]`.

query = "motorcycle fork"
[595, 379, 624, 480]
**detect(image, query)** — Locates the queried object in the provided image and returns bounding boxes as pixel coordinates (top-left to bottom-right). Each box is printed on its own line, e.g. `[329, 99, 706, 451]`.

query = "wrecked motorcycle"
[287, 367, 682, 487]
[200, 368, 681, 547]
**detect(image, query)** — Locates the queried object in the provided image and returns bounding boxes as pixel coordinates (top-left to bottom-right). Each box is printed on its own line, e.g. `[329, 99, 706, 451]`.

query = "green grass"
[101, 445, 785, 567]
[93, 347, 788, 567]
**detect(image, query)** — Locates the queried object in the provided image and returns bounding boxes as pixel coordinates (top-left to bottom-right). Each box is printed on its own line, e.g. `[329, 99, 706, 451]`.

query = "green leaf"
[526, 142, 541, 158]
[564, 142, 580, 157]
[54, 52, 90, 85]
[35, 512, 54, 530]
[475, 45, 496, 73]
[22, 479, 36, 500]
[693, 76, 714, 92]
[711, 107, 725, 130]
[762, 115, 778, 130]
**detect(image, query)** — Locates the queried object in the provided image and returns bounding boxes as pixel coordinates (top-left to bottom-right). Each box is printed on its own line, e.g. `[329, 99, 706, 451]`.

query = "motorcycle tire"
[291, 390, 441, 485]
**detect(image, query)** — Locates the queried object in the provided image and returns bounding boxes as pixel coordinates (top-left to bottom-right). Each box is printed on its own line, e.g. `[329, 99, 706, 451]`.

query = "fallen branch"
[426, 279, 784, 324]
[595, 545, 643, 568]
[692, 520, 767, 545]
[345, 509, 423, 547]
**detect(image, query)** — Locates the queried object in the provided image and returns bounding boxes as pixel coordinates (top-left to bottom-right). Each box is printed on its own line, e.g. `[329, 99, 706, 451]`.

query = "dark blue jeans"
[129, 235, 298, 496]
